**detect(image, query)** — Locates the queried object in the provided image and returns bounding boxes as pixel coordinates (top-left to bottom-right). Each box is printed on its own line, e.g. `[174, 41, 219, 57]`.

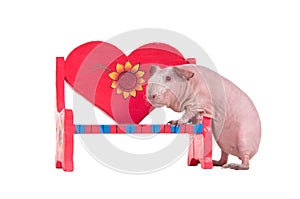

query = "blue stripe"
[170, 125, 180, 133]
[99, 125, 110, 134]
[126, 125, 131, 133]
[131, 125, 136, 133]
[151, 125, 160, 133]
[76, 125, 85, 134]
[193, 124, 203, 134]
[126, 125, 136, 133]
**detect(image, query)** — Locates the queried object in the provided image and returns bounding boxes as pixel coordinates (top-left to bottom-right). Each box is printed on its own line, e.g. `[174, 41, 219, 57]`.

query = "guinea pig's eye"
[165, 76, 171, 82]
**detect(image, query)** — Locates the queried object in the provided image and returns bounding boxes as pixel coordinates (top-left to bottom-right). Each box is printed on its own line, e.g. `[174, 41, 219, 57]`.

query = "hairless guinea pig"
[146, 64, 261, 170]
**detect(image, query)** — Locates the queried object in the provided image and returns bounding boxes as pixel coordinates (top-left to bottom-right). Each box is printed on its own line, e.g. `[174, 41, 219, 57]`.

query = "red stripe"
[185, 124, 194, 134]
[117, 125, 126, 134]
[90, 125, 100, 134]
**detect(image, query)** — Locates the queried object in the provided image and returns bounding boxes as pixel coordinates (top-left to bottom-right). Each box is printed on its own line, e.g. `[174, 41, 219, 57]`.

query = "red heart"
[65, 41, 187, 124]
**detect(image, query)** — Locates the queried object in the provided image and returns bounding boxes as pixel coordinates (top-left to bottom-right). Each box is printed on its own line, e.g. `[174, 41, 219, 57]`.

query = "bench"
[55, 41, 213, 171]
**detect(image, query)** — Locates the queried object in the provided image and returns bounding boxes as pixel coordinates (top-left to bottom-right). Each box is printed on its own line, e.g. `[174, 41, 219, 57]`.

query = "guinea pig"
[146, 64, 261, 170]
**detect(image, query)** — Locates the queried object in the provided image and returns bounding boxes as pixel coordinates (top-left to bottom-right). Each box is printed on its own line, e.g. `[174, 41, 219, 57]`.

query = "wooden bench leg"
[200, 116, 213, 169]
[55, 111, 64, 169]
[187, 134, 203, 166]
[188, 134, 198, 166]
[56, 109, 75, 171]
[63, 110, 75, 171]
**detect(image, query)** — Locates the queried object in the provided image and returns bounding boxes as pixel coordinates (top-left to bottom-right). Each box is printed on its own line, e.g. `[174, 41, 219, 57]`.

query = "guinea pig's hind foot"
[213, 151, 228, 166]
[222, 155, 250, 170]
[222, 163, 249, 170]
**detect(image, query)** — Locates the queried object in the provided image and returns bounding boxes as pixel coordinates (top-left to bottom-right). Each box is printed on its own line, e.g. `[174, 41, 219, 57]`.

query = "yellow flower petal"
[111, 81, 118, 88]
[116, 63, 125, 73]
[131, 64, 140, 73]
[117, 87, 122, 94]
[125, 61, 132, 71]
[108, 72, 119, 80]
[138, 78, 145, 84]
[130, 90, 136, 97]
[123, 91, 130, 99]
[136, 71, 145, 78]
[136, 85, 143, 91]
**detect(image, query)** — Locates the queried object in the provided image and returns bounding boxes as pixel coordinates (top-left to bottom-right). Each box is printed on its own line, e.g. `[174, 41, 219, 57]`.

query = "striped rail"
[75, 124, 203, 134]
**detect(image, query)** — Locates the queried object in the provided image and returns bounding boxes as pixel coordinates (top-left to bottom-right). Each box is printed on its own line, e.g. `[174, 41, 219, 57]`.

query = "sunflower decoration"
[108, 61, 145, 99]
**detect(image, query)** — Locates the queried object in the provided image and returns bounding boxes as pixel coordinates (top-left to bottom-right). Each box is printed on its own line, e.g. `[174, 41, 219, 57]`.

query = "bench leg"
[200, 116, 213, 169]
[187, 134, 203, 166]
[187, 134, 198, 166]
[56, 109, 75, 171]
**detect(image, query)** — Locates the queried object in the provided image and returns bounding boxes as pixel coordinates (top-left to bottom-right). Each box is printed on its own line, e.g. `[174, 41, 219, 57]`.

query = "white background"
[1, 0, 300, 198]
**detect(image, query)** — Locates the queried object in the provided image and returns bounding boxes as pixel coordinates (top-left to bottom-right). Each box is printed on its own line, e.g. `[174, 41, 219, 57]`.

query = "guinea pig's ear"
[173, 67, 194, 80]
[149, 65, 161, 77]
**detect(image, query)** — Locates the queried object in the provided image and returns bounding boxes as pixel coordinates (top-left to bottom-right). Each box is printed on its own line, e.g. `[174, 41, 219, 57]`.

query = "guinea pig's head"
[146, 65, 194, 109]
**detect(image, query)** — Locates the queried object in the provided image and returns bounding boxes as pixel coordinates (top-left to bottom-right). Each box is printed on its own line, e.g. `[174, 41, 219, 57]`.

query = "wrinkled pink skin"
[146, 64, 261, 170]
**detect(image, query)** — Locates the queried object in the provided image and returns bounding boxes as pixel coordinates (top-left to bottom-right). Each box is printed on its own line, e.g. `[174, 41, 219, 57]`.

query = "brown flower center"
[118, 72, 137, 91]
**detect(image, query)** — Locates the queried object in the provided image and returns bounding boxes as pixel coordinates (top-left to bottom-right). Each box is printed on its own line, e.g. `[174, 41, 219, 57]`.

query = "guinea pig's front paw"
[168, 120, 180, 125]
[168, 117, 189, 125]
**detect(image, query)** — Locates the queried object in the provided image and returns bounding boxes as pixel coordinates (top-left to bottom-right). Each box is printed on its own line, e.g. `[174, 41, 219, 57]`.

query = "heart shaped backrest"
[64, 41, 193, 124]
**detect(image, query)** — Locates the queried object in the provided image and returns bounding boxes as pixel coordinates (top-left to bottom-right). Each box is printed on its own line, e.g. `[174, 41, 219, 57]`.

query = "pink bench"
[55, 41, 213, 171]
